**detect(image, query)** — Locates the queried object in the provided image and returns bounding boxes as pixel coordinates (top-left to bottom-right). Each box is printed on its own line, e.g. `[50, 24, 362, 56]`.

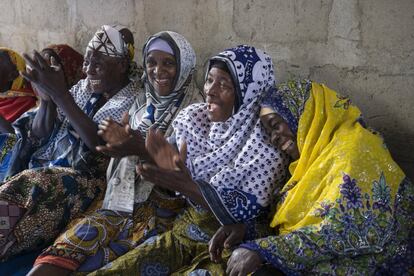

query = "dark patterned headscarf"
[260, 79, 312, 135]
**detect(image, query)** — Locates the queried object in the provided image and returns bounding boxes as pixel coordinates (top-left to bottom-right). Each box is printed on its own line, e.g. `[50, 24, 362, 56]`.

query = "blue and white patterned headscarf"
[173, 45, 289, 224]
[260, 79, 312, 135]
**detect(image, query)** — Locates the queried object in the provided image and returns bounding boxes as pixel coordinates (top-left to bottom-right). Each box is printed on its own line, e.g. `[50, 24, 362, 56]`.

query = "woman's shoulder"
[113, 80, 142, 99]
[180, 102, 207, 116]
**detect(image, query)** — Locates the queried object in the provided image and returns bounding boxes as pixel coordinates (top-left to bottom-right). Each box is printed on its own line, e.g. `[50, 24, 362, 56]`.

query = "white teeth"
[156, 79, 169, 85]
[281, 140, 294, 151]
[89, 79, 101, 85]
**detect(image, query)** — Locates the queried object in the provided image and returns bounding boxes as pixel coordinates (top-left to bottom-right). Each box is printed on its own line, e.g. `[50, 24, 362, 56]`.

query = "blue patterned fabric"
[260, 79, 311, 134]
[28, 79, 136, 170]
[173, 45, 289, 224]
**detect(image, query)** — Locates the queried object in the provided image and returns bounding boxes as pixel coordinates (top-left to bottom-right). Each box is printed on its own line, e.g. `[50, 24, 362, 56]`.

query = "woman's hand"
[32, 83, 51, 102]
[96, 113, 146, 158]
[209, 224, 247, 263]
[21, 51, 67, 102]
[146, 127, 186, 170]
[136, 153, 208, 209]
[136, 156, 193, 190]
[226, 248, 263, 276]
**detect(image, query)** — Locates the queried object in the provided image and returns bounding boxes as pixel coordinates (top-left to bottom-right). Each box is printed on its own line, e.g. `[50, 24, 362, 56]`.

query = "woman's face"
[0, 52, 18, 93]
[260, 112, 299, 160]
[83, 49, 127, 94]
[146, 50, 177, 96]
[204, 67, 235, 122]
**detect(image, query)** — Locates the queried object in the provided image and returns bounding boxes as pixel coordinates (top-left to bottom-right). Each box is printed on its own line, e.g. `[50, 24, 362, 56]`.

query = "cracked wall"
[0, 0, 413, 178]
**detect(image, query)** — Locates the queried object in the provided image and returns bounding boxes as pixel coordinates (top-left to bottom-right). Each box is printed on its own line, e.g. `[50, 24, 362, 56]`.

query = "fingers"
[224, 230, 240, 249]
[209, 227, 226, 263]
[20, 70, 36, 83]
[226, 256, 234, 275]
[33, 50, 49, 70]
[22, 52, 41, 72]
[50, 56, 62, 71]
[174, 155, 186, 172]
[121, 112, 130, 126]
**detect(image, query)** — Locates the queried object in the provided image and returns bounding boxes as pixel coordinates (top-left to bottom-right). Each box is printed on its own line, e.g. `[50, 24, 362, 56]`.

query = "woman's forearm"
[171, 180, 209, 209]
[53, 92, 102, 151]
[32, 100, 57, 139]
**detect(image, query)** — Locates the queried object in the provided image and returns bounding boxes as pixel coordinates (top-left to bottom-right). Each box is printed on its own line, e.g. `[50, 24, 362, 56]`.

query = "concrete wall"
[1, 0, 413, 179]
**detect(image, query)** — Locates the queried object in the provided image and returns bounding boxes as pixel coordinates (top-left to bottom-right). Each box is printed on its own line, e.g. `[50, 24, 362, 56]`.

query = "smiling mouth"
[154, 79, 170, 86]
[281, 140, 294, 151]
[89, 79, 102, 86]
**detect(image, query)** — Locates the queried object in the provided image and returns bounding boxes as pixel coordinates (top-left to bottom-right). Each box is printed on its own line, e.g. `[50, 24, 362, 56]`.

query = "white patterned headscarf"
[173, 45, 289, 224]
[130, 31, 201, 137]
[87, 24, 140, 80]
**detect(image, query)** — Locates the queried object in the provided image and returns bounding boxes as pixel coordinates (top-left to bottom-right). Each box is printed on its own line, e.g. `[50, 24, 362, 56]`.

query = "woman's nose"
[153, 65, 163, 76]
[85, 64, 96, 75]
[205, 82, 218, 96]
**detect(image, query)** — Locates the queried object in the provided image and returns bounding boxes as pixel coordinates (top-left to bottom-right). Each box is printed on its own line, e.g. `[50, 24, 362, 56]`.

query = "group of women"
[0, 23, 411, 275]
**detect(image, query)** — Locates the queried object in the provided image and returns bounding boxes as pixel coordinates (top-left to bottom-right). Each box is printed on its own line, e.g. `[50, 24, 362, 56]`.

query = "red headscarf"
[42, 44, 85, 87]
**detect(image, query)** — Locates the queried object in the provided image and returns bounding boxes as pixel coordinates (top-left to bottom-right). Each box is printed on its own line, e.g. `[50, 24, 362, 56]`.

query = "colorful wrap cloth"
[0, 78, 138, 260]
[0, 47, 36, 122]
[240, 80, 414, 275]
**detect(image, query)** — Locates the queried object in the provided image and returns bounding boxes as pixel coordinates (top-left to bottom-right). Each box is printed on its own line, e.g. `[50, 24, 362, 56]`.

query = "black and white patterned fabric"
[103, 32, 203, 210]
[130, 31, 203, 137]
[172, 45, 289, 224]
[30, 79, 138, 168]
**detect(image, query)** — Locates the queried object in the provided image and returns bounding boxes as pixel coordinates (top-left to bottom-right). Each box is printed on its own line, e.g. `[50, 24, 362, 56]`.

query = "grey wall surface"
[1, 0, 413, 179]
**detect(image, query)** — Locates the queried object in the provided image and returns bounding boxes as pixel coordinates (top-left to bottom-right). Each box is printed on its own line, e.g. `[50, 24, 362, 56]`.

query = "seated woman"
[29, 31, 203, 275]
[0, 25, 138, 260]
[83, 45, 289, 275]
[0, 44, 84, 132]
[212, 79, 414, 275]
[0, 48, 37, 122]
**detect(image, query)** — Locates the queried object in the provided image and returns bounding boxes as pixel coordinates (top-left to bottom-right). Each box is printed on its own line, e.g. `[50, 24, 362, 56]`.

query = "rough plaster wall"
[0, 0, 413, 179]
